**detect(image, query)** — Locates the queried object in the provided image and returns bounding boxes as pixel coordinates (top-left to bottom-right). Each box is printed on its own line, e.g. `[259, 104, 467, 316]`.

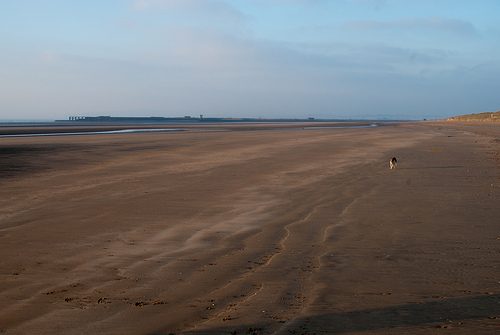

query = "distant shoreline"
[1, 116, 415, 126]
[56, 115, 414, 124]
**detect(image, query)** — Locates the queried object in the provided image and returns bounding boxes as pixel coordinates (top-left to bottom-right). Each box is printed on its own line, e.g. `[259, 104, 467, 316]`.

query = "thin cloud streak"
[345, 17, 478, 37]
[131, 0, 248, 22]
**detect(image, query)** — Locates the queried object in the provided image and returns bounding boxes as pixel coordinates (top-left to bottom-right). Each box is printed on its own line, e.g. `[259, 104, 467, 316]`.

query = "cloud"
[39, 50, 60, 64]
[346, 17, 478, 37]
[137, 24, 258, 73]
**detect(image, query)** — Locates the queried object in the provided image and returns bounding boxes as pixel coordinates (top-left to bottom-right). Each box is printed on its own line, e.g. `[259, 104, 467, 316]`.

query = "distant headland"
[57, 115, 391, 124]
[60, 115, 315, 123]
[447, 111, 500, 121]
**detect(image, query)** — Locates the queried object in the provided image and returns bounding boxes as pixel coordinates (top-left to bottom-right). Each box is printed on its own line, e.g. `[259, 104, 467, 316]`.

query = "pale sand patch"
[0, 123, 498, 334]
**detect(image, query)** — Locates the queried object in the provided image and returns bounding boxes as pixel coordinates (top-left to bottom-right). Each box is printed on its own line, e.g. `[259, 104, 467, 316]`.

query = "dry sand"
[0, 122, 499, 334]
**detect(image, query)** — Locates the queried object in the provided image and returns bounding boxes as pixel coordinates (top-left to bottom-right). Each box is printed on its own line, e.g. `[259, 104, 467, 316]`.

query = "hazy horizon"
[2, 0, 499, 121]
[0, 113, 437, 122]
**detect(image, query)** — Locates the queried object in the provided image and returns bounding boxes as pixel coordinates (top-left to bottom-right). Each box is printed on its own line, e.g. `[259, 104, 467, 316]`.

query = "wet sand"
[0, 122, 499, 334]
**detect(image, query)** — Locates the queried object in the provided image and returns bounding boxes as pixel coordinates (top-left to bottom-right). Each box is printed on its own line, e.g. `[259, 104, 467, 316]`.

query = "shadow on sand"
[397, 165, 464, 170]
[157, 294, 500, 334]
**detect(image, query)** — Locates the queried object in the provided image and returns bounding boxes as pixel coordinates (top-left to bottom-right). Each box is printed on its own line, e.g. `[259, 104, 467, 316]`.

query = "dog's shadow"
[397, 166, 464, 170]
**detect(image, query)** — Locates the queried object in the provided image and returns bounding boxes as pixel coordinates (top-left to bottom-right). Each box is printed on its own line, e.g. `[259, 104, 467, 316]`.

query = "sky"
[1, 0, 499, 121]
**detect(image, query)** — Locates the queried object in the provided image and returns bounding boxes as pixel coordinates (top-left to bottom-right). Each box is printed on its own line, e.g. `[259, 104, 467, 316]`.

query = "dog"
[390, 157, 398, 169]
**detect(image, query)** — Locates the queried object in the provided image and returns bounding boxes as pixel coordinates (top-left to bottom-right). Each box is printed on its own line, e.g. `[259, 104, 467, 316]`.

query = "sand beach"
[0, 121, 499, 334]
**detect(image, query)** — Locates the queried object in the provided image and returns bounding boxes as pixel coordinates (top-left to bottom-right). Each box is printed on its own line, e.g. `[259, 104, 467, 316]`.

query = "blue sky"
[1, 0, 499, 120]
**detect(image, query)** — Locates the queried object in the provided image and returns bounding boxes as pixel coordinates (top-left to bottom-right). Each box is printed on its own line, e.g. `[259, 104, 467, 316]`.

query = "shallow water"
[0, 124, 382, 138]
[0, 128, 183, 138]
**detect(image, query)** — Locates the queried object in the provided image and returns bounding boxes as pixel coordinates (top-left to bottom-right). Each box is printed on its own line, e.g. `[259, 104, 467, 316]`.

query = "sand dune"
[0, 122, 498, 334]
